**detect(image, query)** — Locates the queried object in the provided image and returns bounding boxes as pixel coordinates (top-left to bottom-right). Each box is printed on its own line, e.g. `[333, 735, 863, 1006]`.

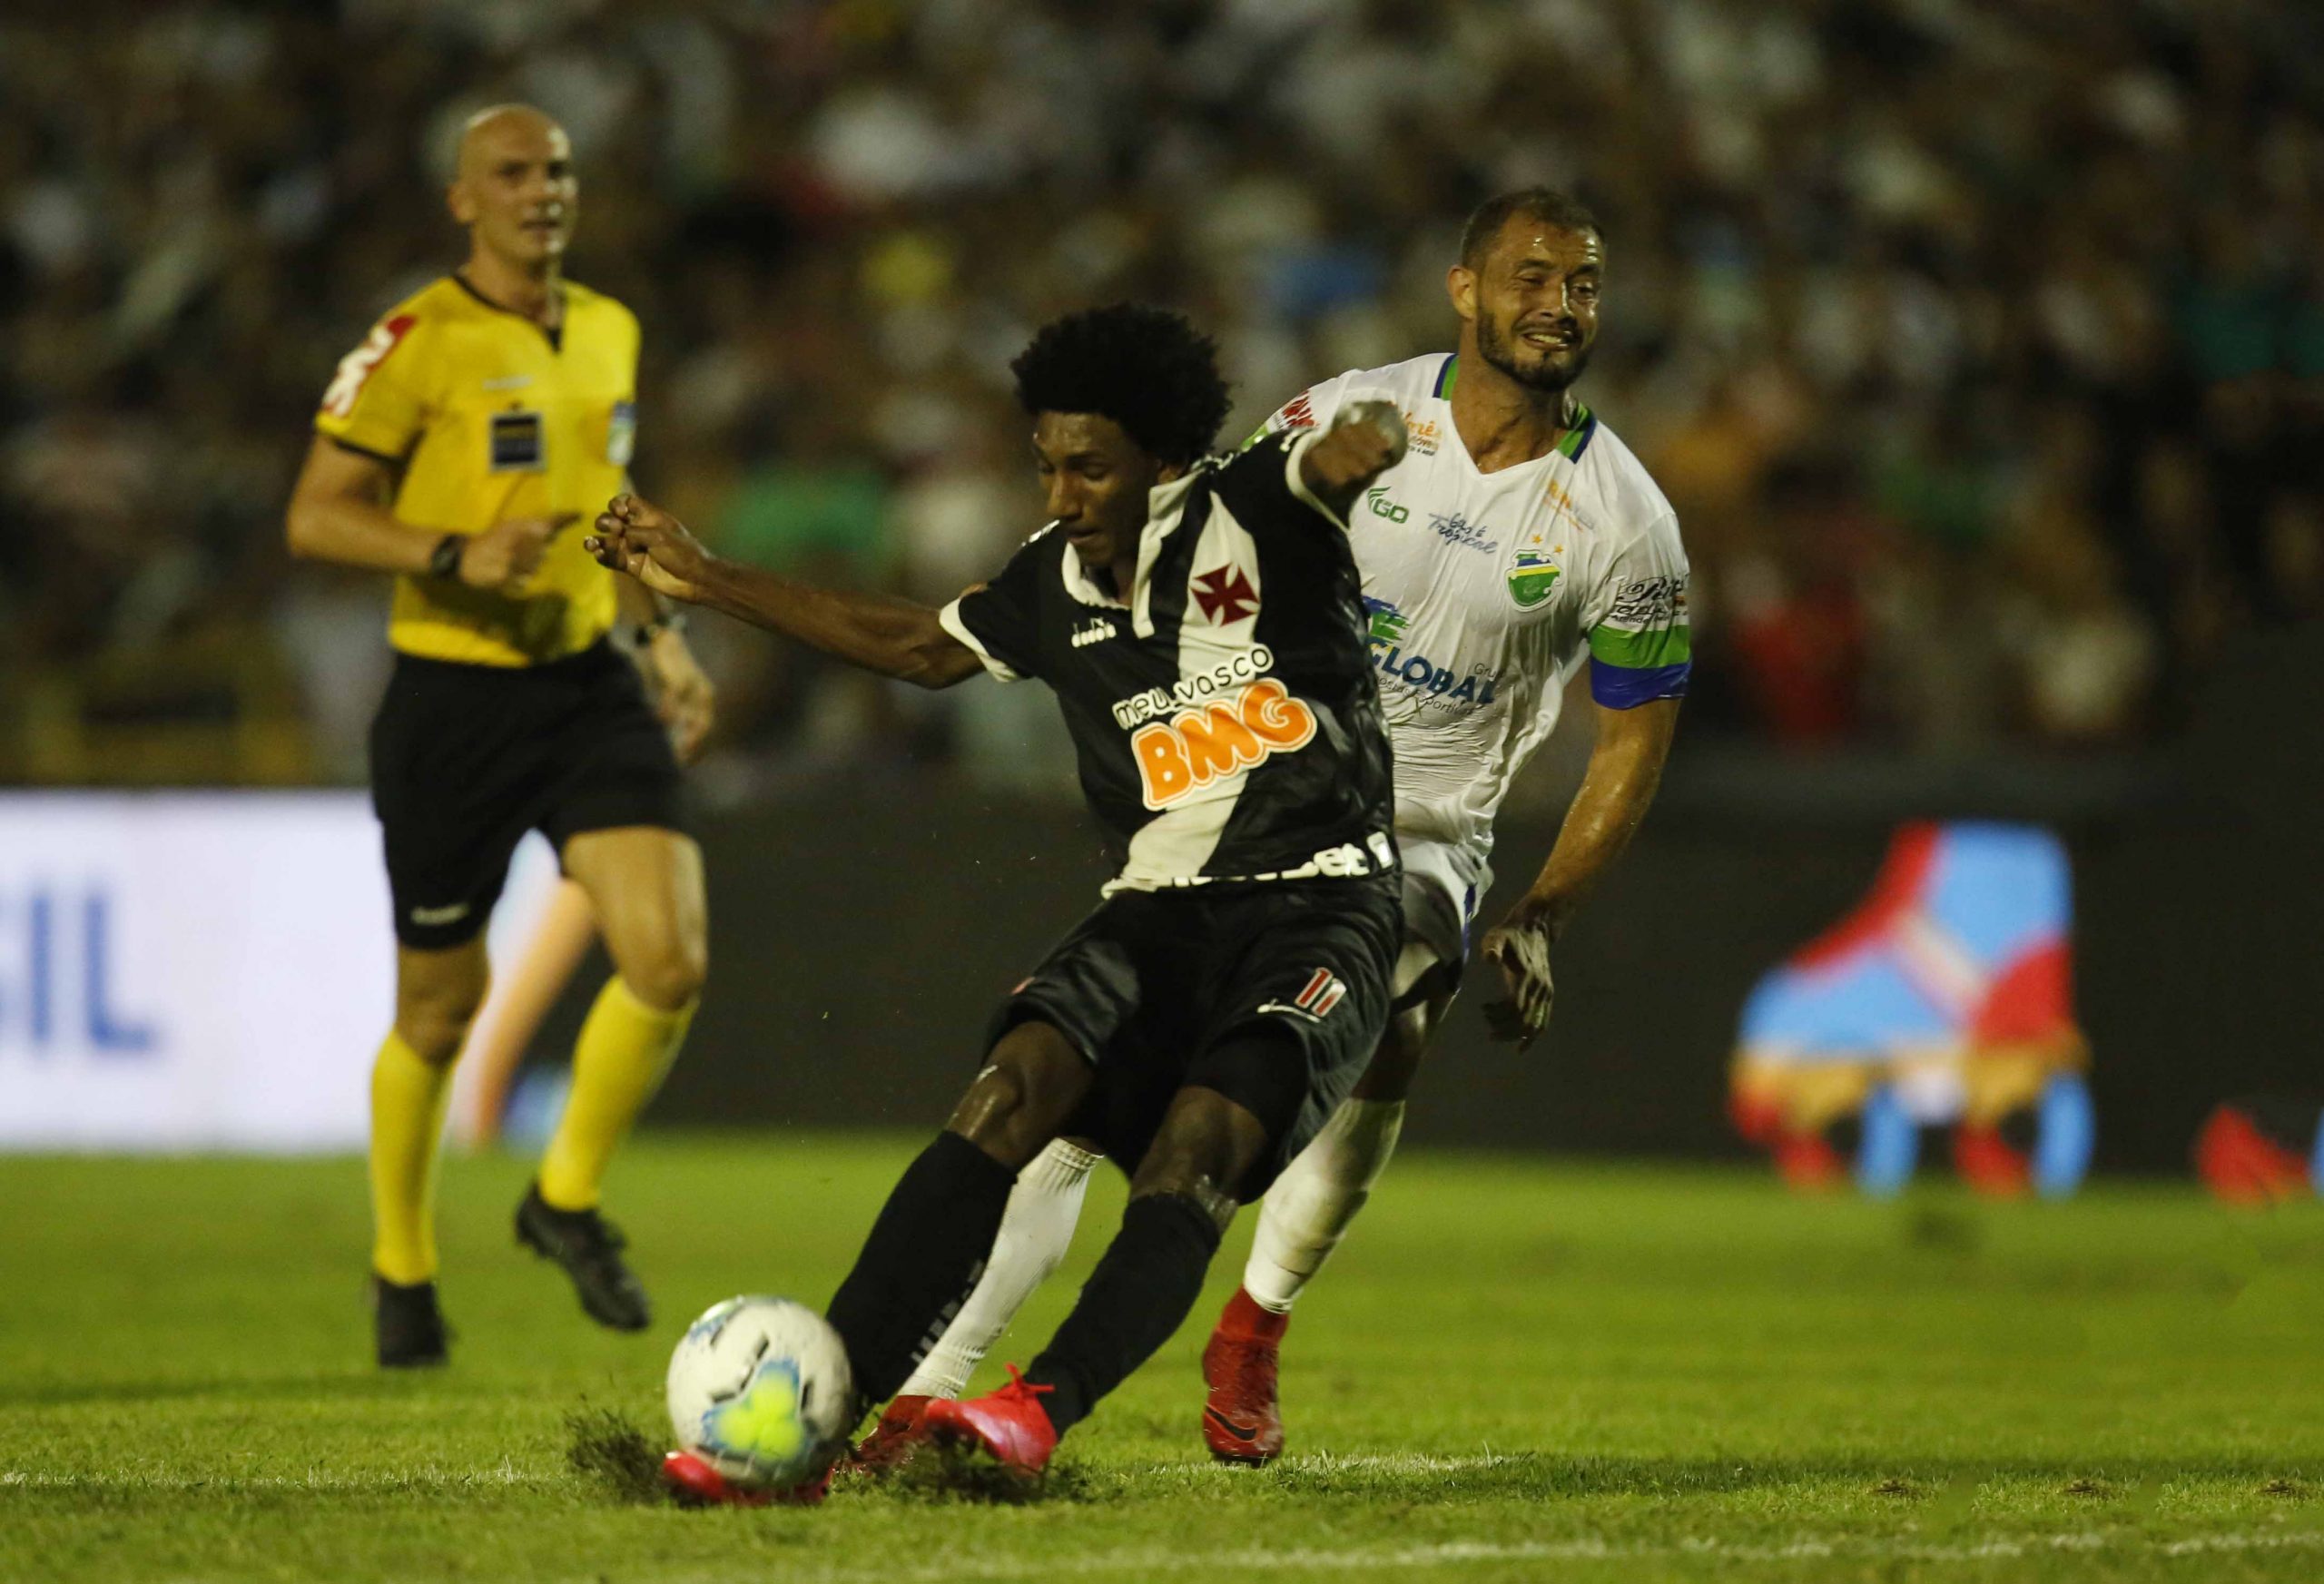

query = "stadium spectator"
[1, 1, 2317, 782]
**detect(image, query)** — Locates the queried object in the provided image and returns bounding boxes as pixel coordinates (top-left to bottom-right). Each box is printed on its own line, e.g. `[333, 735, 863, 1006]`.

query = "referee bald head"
[448, 104, 576, 273]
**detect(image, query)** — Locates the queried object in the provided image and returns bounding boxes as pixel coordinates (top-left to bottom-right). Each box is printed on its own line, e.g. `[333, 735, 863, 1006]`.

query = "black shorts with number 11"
[989, 873, 1399, 1198]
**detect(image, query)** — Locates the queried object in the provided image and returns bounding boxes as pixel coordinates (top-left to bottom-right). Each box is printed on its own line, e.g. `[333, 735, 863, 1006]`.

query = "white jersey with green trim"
[1261, 352, 1691, 861]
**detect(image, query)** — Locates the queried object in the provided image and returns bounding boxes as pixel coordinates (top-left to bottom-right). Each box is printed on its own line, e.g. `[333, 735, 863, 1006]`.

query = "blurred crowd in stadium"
[2, 1, 2317, 789]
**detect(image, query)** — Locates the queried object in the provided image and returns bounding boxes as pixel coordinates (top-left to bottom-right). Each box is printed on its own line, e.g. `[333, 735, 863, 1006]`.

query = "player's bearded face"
[1031, 413, 1177, 584]
[1470, 225, 1601, 394]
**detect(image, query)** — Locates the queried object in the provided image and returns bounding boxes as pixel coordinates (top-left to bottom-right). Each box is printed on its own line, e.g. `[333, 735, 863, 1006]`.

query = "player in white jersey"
[848, 187, 1689, 1472]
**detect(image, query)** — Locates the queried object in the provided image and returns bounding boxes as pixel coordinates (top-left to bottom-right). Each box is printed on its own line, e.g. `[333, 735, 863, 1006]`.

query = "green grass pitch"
[4, 1135, 2321, 1582]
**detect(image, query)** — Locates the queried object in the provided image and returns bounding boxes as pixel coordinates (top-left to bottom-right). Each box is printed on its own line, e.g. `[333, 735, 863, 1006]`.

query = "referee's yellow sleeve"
[314, 310, 429, 462]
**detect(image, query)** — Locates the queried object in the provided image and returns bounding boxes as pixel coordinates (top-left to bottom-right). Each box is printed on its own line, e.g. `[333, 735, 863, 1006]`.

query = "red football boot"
[659, 1450, 830, 1508]
[846, 1393, 935, 1474]
[921, 1366, 1058, 1476]
[1201, 1287, 1288, 1466]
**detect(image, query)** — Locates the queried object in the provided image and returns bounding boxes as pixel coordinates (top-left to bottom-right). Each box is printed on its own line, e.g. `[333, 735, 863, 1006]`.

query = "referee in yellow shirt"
[287, 105, 714, 1367]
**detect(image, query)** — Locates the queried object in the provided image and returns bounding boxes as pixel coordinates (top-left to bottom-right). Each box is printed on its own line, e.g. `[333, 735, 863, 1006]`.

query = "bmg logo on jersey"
[1129, 680, 1317, 809]
[0, 886, 159, 1057]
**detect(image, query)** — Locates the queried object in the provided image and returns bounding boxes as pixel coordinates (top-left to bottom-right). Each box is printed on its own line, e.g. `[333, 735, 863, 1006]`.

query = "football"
[665, 1296, 853, 1490]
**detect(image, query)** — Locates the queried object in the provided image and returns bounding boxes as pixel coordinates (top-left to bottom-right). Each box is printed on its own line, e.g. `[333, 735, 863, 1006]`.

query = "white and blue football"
[665, 1295, 853, 1490]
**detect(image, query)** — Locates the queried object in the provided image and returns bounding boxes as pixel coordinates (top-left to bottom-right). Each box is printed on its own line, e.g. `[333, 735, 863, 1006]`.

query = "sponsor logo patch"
[1070, 618, 1118, 649]
[320, 313, 418, 419]
[1403, 412, 1440, 456]
[1429, 510, 1498, 554]
[1364, 597, 1499, 708]
[1112, 646, 1277, 728]
[1129, 679, 1317, 809]
[489, 409, 545, 472]
[606, 398, 636, 467]
[1605, 574, 1688, 626]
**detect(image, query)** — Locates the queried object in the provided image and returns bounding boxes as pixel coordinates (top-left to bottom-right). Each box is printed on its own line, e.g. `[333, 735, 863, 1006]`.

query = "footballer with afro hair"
[1009, 303, 1233, 470]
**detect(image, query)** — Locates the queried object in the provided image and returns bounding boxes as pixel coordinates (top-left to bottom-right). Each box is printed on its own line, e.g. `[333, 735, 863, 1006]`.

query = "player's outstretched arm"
[1481, 695, 1681, 1050]
[286, 437, 573, 588]
[1295, 399, 1408, 519]
[586, 493, 983, 689]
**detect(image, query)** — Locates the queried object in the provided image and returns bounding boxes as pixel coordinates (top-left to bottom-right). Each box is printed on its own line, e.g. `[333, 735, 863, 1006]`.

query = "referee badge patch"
[489, 409, 546, 472]
[607, 400, 636, 467]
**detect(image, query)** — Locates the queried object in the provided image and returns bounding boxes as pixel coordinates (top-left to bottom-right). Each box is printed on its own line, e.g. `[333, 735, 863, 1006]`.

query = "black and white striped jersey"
[939, 428, 1397, 896]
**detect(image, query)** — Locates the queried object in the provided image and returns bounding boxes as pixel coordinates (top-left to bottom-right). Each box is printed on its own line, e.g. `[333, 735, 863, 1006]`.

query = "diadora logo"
[1403, 411, 1440, 456]
[1428, 511, 1498, 554]
[1130, 680, 1318, 810]
[1256, 968, 1350, 1024]
[1070, 618, 1118, 649]
[1365, 487, 1409, 524]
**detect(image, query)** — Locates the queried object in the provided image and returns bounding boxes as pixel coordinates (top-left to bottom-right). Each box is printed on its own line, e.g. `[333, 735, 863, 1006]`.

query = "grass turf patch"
[3, 1136, 2322, 1581]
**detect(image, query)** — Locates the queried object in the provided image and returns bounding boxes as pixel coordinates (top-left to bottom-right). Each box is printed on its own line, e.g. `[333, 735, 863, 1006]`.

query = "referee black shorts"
[369, 639, 684, 950]
[987, 874, 1401, 1200]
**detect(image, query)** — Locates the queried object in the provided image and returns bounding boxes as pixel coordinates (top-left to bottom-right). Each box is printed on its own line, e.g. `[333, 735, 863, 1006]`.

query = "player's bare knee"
[394, 992, 479, 1067]
[393, 951, 487, 1066]
[947, 1023, 1088, 1166]
[1130, 1092, 1256, 1225]
[622, 934, 706, 1011]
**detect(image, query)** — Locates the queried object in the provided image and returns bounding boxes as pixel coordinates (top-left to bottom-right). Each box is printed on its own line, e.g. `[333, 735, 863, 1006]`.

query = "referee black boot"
[372, 1274, 450, 1369]
[515, 1183, 652, 1332]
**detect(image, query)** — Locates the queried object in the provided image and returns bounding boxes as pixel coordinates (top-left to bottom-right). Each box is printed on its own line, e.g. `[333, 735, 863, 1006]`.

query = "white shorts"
[1392, 836, 1489, 1005]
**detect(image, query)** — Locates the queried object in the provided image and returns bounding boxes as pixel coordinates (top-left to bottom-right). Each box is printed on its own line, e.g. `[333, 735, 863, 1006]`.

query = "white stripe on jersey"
[1115, 477, 1259, 888]
[1267, 355, 1687, 861]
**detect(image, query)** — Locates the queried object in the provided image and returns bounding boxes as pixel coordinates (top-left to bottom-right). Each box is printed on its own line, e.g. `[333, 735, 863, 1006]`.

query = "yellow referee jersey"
[313, 275, 638, 666]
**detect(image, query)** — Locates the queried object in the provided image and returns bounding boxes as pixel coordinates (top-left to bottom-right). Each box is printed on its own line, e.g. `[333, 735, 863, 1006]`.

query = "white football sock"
[896, 1136, 1096, 1401]
[1243, 1097, 1405, 1314]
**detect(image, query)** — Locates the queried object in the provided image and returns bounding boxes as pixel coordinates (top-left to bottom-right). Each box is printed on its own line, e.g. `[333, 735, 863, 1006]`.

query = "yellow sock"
[369, 1030, 456, 1285]
[537, 977, 696, 1211]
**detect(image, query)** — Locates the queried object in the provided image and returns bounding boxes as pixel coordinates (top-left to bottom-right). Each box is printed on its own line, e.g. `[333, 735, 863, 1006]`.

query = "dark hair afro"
[1009, 303, 1232, 467]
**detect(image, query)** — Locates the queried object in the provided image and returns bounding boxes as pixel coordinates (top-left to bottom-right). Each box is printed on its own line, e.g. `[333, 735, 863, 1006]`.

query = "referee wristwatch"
[427, 533, 465, 580]
[635, 610, 688, 644]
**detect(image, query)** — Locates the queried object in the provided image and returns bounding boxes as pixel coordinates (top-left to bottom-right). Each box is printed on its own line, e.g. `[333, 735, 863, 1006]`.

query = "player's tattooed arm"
[1296, 399, 1408, 519]
[586, 493, 983, 689]
[1481, 696, 1681, 1051]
